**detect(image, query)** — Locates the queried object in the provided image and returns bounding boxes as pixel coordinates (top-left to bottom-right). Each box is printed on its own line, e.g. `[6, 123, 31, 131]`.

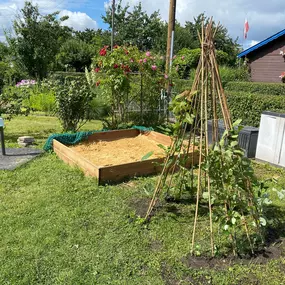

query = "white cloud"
[243, 40, 260, 50]
[59, 10, 97, 31]
[0, 0, 97, 41]
[119, 0, 285, 49]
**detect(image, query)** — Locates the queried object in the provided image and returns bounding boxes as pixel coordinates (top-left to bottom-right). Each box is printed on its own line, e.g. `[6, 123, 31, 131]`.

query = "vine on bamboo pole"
[144, 19, 271, 256]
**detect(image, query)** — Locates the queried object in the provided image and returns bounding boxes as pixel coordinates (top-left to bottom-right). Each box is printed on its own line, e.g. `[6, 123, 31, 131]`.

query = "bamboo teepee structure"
[145, 20, 233, 256]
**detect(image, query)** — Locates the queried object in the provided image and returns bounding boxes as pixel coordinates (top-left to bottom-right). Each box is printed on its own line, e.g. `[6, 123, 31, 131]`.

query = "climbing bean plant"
[204, 120, 270, 254]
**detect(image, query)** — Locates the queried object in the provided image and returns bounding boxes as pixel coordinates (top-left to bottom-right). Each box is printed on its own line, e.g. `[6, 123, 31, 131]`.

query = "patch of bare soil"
[183, 239, 285, 270]
[128, 197, 153, 217]
[70, 135, 165, 166]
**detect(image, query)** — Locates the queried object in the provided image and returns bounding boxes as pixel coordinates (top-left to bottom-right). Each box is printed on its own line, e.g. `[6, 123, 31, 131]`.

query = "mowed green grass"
[0, 116, 285, 284]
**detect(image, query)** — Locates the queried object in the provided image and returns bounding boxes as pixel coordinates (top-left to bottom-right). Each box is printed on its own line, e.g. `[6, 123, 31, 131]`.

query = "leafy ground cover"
[0, 116, 285, 284]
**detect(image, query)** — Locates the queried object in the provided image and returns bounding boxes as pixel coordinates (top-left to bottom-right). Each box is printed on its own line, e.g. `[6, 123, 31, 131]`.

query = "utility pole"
[165, 0, 177, 75]
[165, 0, 177, 122]
[111, 0, 115, 51]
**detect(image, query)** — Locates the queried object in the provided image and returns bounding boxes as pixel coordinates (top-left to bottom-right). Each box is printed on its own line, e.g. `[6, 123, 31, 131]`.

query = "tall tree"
[182, 14, 240, 65]
[75, 28, 111, 48]
[6, 1, 72, 79]
[56, 39, 95, 72]
[102, 1, 164, 51]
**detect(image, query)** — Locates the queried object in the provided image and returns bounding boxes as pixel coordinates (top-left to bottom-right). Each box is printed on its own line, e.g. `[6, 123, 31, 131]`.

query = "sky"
[0, 0, 284, 50]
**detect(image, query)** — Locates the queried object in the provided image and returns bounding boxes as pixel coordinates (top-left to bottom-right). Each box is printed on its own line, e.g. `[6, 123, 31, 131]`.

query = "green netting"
[43, 126, 153, 152]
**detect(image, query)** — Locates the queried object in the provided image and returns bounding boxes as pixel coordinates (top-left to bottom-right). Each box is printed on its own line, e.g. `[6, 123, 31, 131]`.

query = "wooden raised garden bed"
[53, 129, 199, 184]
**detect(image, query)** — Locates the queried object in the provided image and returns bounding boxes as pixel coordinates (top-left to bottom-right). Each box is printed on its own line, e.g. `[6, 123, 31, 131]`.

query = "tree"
[182, 14, 240, 65]
[56, 39, 95, 72]
[6, 1, 72, 79]
[75, 28, 110, 47]
[102, 1, 164, 51]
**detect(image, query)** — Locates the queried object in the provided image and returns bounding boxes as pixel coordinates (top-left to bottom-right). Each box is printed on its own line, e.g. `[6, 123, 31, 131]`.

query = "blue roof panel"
[238, 29, 285, 58]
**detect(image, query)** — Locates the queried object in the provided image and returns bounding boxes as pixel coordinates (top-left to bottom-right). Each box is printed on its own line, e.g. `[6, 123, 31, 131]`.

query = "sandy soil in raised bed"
[70, 134, 166, 166]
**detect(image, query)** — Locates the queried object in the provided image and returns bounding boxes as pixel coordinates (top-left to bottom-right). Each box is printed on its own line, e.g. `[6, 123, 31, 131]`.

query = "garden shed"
[238, 29, 285, 82]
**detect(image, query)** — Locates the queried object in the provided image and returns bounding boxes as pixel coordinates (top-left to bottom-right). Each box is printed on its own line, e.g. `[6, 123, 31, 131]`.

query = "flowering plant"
[86, 45, 167, 127]
[16, 79, 36, 88]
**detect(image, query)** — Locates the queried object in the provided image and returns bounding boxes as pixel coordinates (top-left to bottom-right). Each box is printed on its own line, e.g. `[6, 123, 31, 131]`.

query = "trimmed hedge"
[225, 91, 285, 127]
[172, 79, 193, 94]
[49, 72, 86, 83]
[225, 81, 285, 96]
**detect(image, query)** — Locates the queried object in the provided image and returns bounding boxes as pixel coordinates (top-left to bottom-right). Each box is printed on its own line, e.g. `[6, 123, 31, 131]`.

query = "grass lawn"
[0, 115, 285, 284]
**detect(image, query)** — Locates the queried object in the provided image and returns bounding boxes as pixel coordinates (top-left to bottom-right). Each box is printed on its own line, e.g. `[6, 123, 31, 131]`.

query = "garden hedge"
[225, 81, 285, 96]
[49, 72, 85, 83]
[225, 91, 285, 127]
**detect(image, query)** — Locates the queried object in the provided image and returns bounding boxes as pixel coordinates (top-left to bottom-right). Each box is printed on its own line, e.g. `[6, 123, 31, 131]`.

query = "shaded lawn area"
[0, 116, 285, 284]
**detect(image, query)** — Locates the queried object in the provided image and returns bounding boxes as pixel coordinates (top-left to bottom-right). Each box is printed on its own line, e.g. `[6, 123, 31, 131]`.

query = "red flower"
[125, 50, 129, 55]
[99, 48, 107, 56]
[114, 64, 119, 69]
[96, 81, 100, 87]
[94, 67, 100, 73]
[113, 45, 119, 49]
[123, 65, 131, 73]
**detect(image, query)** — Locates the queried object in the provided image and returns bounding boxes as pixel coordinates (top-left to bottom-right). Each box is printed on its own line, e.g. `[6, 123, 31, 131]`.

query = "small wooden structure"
[53, 129, 199, 184]
[238, 29, 285, 82]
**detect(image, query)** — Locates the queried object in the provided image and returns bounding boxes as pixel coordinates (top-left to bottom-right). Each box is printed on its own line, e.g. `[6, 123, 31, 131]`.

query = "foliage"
[75, 28, 111, 47]
[6, 1, 72, 79]
[226, 91, 285, 127]
[174, 13, 240, 65]
[225, 81, 285, 95]
[219, 66, 250, 86]
[56, 39, 95, 72]
[22, 80, 56, 114]
[171, 67, 249, 96]
[0, 85, 31, 118]
[204, 122, 269, 254]
[172, 49, 234, 79]
[53, 78, 95, 132]
[103, 1, 163, 51]
[187, 66, 249, 87]
[49, 72, 85, 83]
[86, 45, 167, 128]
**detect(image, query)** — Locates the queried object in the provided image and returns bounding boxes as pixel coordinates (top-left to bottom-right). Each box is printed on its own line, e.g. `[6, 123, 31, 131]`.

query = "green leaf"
[232, 119, 242, 127]
[259, 217, 267, 226]
[157, 144, 167, 151]
[224, 224, 229, 231]
[276, 189, 285, 200]
[202, 192, 209, 199]
[231, 217, 236, 225]
[141, 151, 154, 161]
[184, 113, 194, 124]
[230, 141, 238, 147]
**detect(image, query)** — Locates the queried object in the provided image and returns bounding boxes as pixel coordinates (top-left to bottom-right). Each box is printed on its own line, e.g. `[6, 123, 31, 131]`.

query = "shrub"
[20, 80, 56, 114]
[54, 78, 95, 132]
[219, 66, 250, 86]
[172, 66, 249, 95]
[87, 45, 168, 128]
[225, 81, 285, 95]
[172, 79, 192, 95]
[49, 72, 85, 84]
[225, 91, 285, 127]
[173, 49, 235, 79]
[0, 85, 31, 118]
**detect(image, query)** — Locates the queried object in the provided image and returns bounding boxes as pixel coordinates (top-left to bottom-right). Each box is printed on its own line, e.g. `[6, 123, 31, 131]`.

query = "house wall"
[248, 37, 285, 82]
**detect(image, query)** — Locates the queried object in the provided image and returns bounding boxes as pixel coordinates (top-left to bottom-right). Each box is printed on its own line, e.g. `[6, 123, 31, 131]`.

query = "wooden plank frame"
[53, 129, 199, 185]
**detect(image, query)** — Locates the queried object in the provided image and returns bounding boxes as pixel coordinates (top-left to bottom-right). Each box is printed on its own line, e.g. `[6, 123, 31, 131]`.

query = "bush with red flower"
[86, 45, 168, 127]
